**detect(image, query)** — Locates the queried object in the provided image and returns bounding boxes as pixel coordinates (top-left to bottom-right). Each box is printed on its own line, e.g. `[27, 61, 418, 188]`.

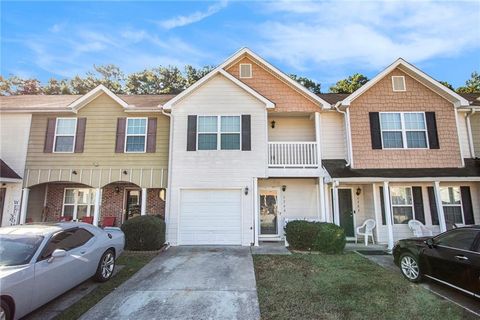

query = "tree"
[289, 74, 321, 94]
[0, 76, 12, 96]
[329, 73, 369, 93]
[125, 66, 186, 94]
[185, 65, 215, 87]
[457, 71, 480, 93]
[8, 76, 43, 95]
[439, 81, 454, 91]
[43, 78, 72, 95]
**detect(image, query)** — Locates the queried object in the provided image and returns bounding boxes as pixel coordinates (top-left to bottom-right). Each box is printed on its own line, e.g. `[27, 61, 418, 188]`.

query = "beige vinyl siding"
[457, 111, 472, 158]
[267, 116, 315, 141]
[24, 94, 169, 188]
[321, 111, 346, 159]
[472, 112, 480, 158]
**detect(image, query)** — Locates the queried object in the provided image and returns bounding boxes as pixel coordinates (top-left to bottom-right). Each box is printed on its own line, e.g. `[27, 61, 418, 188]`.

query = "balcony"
[268, 142, 319, 168]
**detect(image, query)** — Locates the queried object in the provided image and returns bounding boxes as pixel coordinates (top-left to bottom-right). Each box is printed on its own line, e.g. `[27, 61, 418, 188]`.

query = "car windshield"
[0, 234, 44, 266]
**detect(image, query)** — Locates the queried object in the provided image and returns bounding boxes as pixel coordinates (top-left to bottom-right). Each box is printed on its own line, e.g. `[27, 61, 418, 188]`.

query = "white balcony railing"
[268, 142, 318, 168]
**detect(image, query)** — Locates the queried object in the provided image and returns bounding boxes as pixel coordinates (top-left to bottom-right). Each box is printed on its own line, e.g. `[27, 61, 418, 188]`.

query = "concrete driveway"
[80, 246, 260, 320]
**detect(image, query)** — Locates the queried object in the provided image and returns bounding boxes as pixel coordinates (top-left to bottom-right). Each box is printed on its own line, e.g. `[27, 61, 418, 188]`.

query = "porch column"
[433, 181, 447, 232]
[19, 188, 30, 225]
[318, 177, 326, 221]
[372, 183, 381, 243]
[383, 181, 394, 250]
[332, 181, 340, 226]
[324, 184, 331, 222]
[253, 177, 259, 246]
[141, 188, 147, 216]
[93, 188, 101, 227]
[314, 112, 323, 165]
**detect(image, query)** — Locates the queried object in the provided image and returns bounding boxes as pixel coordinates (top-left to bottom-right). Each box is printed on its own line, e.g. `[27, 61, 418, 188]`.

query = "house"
[0, 112, 32, 226]
[0, 86, 171, 226]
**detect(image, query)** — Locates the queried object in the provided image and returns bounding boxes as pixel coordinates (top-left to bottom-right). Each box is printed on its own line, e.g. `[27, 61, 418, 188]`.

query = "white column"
[19, 188, 30, 225]
[253, 178, 259, 246]
[324, 184, 331, 222]
[141, 188, 147, 216]
[93, 188, 101, 227]
[383, 181, 394, 250]
[318, 178, 326, 222]
[332, 182, 340, 226]
[314, 112, 322, 165]
[372, 183, 381, 243]
[433, 181, 447, 232]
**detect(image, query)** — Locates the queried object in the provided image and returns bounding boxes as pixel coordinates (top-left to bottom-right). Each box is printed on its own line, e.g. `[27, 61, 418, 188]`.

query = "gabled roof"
[341, 58, 470, 108]
[162, 68, 275, 109]
[220, 48, 331, 109]
[0, 159, 21, 180]
[68, 85, 131, 112]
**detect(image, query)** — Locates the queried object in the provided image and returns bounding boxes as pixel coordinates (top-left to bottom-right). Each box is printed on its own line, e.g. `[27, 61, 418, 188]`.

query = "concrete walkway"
[80, 246, 260, 320]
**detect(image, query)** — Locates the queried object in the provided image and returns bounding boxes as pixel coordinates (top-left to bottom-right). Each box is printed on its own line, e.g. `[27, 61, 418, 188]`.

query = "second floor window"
[125, 118, 147, 152]
[198, 116, 241, 150]
[380, 112, 428, 149]
[54, 118, 77, 152]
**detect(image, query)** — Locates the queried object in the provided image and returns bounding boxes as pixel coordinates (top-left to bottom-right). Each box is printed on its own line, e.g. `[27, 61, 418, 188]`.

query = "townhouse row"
[1, 48, 479, 249]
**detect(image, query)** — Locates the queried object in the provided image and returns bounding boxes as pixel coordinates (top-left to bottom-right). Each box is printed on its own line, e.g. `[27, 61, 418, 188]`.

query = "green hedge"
[284, 221, 346, 254]
[121, 215, 165, 251]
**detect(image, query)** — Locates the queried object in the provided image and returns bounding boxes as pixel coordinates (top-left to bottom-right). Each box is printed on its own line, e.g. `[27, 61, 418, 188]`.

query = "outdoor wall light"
[123, 170, 128, 175]
[114, 186, 120, 194]
[282, 185, 287, 192]
[356, 187, 362, 196]
[72, 170, 78, 175]
[271, 120, 276, 129]
[244, 187, 249, 195]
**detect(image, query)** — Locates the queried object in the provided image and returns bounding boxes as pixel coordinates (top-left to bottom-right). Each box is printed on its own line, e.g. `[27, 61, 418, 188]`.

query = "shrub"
[121, 215, 165, 251]
[312, 223, 346, 254]
[284, 220, 322, 250]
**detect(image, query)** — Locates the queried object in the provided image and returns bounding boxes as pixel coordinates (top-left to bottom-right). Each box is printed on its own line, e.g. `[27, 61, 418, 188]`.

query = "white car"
[0, 222, 125, 320]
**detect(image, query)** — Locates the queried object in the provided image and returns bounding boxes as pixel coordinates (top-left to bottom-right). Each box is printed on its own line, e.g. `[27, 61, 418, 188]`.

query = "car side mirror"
[48, 249, 67, 263]
[425, 238, 435, 248]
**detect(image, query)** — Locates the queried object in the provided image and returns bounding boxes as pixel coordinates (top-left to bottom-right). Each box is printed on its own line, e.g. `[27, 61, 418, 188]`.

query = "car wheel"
[94, 249, 115, 282]
[399, 252, 422, 283]
[0, 299, 12, 320]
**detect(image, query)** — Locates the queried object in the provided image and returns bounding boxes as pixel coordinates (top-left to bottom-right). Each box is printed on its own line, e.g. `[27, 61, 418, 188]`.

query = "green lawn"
[254, 253, 476, 320]
[55, 251, 157, 320]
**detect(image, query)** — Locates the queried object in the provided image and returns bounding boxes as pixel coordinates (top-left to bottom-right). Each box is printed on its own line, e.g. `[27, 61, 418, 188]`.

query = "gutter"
[161, 108, 174, 243]
[334, 102, 353, 167]
[466, 109, 476, 158]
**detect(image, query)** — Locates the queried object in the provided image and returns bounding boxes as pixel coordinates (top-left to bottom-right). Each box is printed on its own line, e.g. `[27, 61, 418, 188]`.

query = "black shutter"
[427, 187, 439, 225]
[74, 118, 87, 153]
[241, 115, 251, 151]
[379, 186, 386, 225]
[369, 112, 382, 149]
[115, 118, 126, 153]
[44, 118, 56, 153]
[412, 187, 425, 224]
[461, 186, 474, 225]
[187, 115, 197, 151]
[425, 112, 439, 149]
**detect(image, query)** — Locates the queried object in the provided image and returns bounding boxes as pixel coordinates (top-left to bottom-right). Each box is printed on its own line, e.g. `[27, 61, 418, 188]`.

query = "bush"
[284, 221, 346, 254]
[312, 223, 346, 254]
[121, 215, 165, 251]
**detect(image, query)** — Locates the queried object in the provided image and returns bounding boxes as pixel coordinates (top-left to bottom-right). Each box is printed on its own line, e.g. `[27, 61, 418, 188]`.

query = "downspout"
[162, 108, 173, 245]
[466, 109, 476, 158]
[334, 102, 352, 167]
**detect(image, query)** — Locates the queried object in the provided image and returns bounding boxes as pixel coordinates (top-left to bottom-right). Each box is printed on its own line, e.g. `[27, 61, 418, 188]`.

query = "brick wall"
[350, 68, 462, 169]
[225, 56, 320, 113]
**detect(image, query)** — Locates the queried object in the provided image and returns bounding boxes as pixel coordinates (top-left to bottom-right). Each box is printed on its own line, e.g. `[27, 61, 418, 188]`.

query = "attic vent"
[392, 76, 406, 92]
[239, 64, 252, 78]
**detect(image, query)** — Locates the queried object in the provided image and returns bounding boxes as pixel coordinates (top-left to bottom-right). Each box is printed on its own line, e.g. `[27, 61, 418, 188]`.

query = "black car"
[393, 226, 480, 298]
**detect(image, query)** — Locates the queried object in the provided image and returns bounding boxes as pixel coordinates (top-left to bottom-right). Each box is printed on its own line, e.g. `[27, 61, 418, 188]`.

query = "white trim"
[62, 188, 96, 220]
[391, 76, 406, 92]
[334, 176, 480, 183]
[389, 186, 415, 225]
[341, 58, 470, 107]
[433, 181, 447, 232]
[239, 63, 252, 79]
[253, 177, 259, 246]
[439, 186, 465, 226]
[68, 84, 132, 112]
[219, 48, 331, 109]
[162, 68, 275, 109]
[258, 187, 282, 238]
[466, 111, 476, 157]
[453, 108, 466, 167]
[53, 117, 77, 153]
[379, 112, 429, 149]
[383, 181, 394, 250]
[124, 117, 148, 153]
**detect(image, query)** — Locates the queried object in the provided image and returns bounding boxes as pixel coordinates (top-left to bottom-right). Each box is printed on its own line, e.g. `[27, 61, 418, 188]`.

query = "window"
[440, 187, 464, 225]
[197, 116, 241, 150]
[380, 112, 428, 149]
[435, 229, 478, 251]
[239, 63, 252, 78]
[390, 187, 414, 224]
[63, 188, 96, 220]
[125, 118, 147, 152]
[41, 228, 94, 259]
[54, 118, 77, 152]
[392, 76, 406, 91]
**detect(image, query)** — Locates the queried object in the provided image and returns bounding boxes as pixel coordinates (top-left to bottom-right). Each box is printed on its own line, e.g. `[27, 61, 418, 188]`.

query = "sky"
[1, 0, 479, 90]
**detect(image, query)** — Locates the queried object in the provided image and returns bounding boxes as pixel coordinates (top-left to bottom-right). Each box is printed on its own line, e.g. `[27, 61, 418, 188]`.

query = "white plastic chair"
[408, 220, 433, 237]
[356, 219, 376, 246]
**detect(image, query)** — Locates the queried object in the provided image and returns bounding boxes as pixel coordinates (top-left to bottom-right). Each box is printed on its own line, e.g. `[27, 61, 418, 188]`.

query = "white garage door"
[179, 189, 242, 245]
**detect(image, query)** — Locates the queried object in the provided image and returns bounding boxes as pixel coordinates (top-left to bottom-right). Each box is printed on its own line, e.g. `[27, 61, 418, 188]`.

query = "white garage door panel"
[179, 189, 242, 245]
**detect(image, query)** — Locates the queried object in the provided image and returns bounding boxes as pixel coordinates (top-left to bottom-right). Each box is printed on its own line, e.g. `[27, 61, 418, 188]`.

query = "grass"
[253, 253, 476, 320]
[55, 251, 157, 320]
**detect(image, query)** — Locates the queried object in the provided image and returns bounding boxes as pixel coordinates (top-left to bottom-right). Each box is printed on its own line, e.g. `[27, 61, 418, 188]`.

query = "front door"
[259, 189, 279, 237]
[338, 189, 355, 237]
[125, 189, 141, 221]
